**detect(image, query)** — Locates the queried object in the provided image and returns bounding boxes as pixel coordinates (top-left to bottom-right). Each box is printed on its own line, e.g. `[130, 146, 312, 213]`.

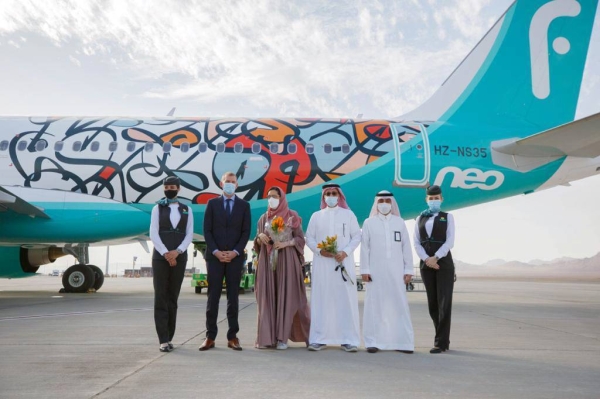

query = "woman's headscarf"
[266, 187, 301, 228]
[320, 183, 350, 210]
[369, 190, 401, 217]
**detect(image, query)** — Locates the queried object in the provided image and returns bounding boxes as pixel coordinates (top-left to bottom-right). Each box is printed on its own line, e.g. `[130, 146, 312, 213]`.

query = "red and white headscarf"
[369, 190, 401, 217]
[266, 187, 301, 228]
[320, 183, 350, 210]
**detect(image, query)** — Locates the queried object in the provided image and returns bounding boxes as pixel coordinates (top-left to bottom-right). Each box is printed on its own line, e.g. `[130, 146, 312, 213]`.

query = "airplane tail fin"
[402, 0, 598, 134]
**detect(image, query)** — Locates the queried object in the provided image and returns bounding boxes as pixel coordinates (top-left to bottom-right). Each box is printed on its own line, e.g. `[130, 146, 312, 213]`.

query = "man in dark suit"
[199, 171, 251, 351]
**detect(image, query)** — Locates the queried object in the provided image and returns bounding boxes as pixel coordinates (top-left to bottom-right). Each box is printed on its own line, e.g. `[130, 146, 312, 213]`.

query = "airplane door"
[391, 123, 430, 187]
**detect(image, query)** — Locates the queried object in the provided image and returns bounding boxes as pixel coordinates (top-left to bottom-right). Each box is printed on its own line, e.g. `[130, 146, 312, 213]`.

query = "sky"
[0, 0, 599, 272]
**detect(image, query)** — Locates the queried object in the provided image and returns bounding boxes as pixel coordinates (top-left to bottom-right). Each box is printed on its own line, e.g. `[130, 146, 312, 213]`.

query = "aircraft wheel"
[62, 264, 96, 293]
[195, 286, 203, 294]
[88, 265, 105, 291]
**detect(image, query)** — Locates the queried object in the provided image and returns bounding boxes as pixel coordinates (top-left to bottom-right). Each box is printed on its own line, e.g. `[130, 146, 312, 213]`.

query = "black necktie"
[226, 198, 232, 217]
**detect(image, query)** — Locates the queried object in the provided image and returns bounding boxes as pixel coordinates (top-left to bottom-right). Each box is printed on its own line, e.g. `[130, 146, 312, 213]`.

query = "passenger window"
[54, 141, 64, 152]
[109, 142, 118, 152]
[216, 142, 225, 153]
[72, 141, 82, 152]
[90, 141, 100, 152]
[127, 142, 136, 152]
[180, 142, 190, 153]
[306, 143, 314, 155]
[144, 142, 154, 152]
[287, 143, 297, 154]
[17, 141, 27, 151]
[0, 140, 8, 151]
[251, 143, 261, 154]
[163, 142, 172, 153]
[198, 142, 208, 153]
[234, 142, 243, 153]
[324, 144, 332, 154]
[341, 144, 350, 154]
[35, 141, 47, 152]
[269, 143, 279, 154]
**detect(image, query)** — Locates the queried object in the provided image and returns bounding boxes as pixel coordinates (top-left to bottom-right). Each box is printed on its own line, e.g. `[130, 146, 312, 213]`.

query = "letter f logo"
[529, 0, 581, 99]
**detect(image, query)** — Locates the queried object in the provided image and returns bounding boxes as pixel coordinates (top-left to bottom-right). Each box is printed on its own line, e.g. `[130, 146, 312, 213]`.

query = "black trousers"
[152, 256, 187, 344]
[420, 263, 454, 350]
[205, 259, 243, 340]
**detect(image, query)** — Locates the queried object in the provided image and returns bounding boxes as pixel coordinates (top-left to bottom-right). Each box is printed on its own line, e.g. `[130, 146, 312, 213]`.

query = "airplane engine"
[20, 246, 67, 273]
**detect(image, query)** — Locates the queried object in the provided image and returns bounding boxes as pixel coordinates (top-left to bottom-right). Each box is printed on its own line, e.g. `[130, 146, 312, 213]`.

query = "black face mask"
[164, 189, 178, 199]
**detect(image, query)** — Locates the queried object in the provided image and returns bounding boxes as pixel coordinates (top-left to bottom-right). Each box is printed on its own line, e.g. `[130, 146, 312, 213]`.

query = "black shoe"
[366, 347, 379, 353]
[159, 346, 171, 353]
[397, 350, 414, 354]
[168, 343, 174, 350]
[429, 347, 443, 354]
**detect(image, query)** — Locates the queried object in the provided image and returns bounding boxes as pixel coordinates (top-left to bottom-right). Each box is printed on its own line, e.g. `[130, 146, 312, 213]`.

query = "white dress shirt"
[150, 203, 194, 256]
[413, 212, 455, 261]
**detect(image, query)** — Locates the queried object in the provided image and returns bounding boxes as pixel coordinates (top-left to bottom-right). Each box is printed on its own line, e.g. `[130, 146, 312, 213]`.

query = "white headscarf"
[369, 190, 401, 217]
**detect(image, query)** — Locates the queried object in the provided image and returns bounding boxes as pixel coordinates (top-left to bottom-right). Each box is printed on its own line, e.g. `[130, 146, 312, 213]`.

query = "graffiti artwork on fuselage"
[2, 117, 422, 204]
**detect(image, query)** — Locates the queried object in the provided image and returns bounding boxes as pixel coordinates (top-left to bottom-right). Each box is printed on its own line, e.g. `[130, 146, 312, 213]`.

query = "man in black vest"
[413, 185, 455, 354]
[150, 176, 194, 352]
[199, 171, 251, 351]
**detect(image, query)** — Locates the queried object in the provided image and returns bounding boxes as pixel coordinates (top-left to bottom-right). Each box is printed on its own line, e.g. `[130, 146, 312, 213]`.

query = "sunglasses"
[324, 191, 339, 197]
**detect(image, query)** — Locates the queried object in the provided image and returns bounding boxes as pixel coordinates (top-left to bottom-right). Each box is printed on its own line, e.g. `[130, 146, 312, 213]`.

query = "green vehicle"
[191, 271, 255, 294]
[190, 243, 255, 294]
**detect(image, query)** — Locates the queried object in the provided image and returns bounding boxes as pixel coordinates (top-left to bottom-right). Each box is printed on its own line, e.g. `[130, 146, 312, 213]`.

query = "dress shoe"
[430, 347, 443, 354]
[366, 347, 379, 353]
[159, 345, 171, 353]
[397, 350, 414, 354]
[227, 338, 243, 351]
[168, 342, 174, 350]
[198, 338, 215, 351]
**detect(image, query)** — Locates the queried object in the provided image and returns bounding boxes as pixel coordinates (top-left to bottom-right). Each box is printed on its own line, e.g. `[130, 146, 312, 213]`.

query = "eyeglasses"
[324, 191, 339, 197]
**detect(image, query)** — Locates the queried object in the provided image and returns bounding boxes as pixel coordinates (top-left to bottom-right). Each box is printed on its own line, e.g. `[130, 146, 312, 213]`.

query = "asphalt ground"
[0, 276, 599, 398]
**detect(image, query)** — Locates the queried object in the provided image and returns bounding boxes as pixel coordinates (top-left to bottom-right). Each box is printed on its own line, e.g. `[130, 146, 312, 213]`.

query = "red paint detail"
[194, 193, 220, 204]
[99, 166, 115, 180]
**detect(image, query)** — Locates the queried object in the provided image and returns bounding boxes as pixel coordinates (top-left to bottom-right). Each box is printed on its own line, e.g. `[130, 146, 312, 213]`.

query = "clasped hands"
[425, 256, 440, 270]
[257, 233, 294, 250]
[320, 249, 347, 263]
[215, 250, 238, 263]
[164, 250, 180, 267]
[361, 274, 413, 284]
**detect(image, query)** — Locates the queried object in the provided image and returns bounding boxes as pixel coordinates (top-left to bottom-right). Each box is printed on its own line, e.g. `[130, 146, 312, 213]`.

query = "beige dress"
[254, 213, 311, 347]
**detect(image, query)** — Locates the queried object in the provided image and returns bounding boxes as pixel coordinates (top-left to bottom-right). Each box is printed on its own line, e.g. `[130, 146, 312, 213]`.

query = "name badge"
[394, 231, 402, 241]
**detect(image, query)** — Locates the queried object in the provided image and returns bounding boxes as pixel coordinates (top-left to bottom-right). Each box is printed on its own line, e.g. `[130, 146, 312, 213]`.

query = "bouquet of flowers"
[266, 216, 293, 271]
[317, 235, 354, 285]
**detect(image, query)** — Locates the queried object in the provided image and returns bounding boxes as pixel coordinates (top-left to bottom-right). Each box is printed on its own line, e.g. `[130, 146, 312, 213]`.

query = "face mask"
[223, 182, 236, 196]
[164, 189, 178, 199]
[427, 200, 442, 213]
[377, 203, 392, 215]
[268, 198, 280, 209]
[325, 196, 338, 207]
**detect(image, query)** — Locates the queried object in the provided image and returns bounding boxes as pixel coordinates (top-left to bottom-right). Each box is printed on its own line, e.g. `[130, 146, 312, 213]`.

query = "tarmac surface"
[1, 275, 599, 399]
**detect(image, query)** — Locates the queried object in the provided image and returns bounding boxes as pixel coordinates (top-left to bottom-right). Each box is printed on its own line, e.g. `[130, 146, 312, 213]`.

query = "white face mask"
[377, 203, 392, 215]
[222, 182, 236, 196]
[268, 198, 280, 209]
[325, 196, 338, 207]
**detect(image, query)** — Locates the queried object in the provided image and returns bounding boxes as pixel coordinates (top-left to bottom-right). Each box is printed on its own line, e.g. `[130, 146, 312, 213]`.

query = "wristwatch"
[177, 249, 183, 254]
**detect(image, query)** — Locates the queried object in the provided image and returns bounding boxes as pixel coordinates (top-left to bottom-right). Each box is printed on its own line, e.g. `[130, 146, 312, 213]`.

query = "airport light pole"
[132, 256, 137, 278]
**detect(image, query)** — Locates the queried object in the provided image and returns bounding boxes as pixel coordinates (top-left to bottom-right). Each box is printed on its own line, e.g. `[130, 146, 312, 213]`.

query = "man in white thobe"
[361, 190, 414, 353]
[305, 183, 361, 352]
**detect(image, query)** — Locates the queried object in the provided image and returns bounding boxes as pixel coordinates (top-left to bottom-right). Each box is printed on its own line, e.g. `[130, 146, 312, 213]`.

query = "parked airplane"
[1, 0, 599, 293]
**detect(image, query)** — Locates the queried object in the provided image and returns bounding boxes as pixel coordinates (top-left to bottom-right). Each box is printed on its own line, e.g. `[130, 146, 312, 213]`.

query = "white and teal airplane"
[1, 0, 599, 292]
